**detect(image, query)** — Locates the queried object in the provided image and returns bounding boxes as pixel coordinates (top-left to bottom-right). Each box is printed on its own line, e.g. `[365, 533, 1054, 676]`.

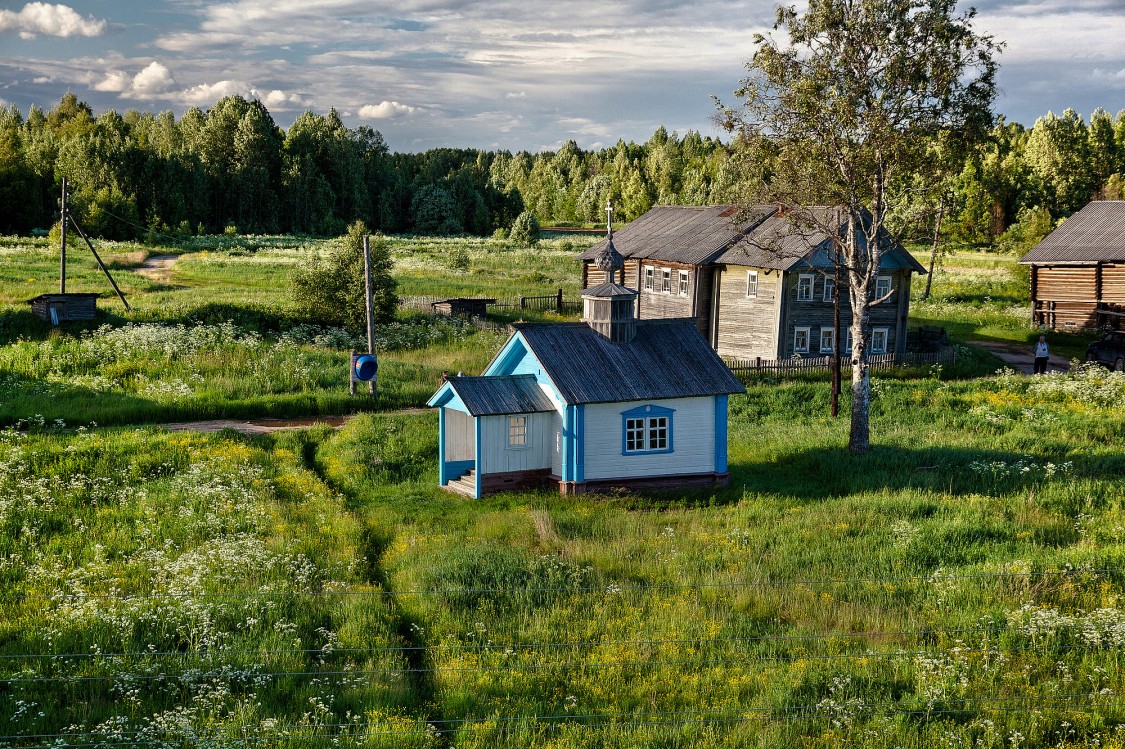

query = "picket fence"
[724, 348, 955, 377]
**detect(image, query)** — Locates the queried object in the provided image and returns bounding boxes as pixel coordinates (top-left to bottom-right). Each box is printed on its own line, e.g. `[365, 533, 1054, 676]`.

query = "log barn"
[578, 205, 925, 360]
[1020, 201, 1125, 331]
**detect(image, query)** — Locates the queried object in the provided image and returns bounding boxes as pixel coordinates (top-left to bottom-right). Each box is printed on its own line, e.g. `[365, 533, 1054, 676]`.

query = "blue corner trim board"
[714, 395, 728, 473]
[438, 408, 447, 485]
[575, 404, 585, 483]
[473, 417, 482, 499]
[620, 403, 675, 456]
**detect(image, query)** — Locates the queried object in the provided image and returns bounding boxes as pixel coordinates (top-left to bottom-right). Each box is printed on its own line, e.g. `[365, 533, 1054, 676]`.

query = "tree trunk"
[831, 263, 841, 418]
[922, 197, 945, 301]
[847, 211, 871, 454]
[848, 303, 871, 453]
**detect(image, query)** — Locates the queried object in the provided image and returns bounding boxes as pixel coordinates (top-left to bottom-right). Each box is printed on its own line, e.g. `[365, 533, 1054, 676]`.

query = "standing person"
[1033, 335, 1049, 374]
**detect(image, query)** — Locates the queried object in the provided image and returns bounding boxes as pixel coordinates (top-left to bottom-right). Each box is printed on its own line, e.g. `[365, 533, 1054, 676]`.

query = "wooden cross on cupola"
[606, 199, 614, 238]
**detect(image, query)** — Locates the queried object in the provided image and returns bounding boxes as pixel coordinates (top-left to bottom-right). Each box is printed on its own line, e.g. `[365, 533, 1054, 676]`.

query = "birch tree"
[717, 0, 999, 452]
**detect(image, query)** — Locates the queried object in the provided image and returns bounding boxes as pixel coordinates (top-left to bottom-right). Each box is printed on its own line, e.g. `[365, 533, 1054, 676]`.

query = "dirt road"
[974, 340, 1070, 375]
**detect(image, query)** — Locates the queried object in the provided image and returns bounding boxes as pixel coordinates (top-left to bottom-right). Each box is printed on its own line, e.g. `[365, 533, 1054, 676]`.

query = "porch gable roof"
[428, 374, 556, 417]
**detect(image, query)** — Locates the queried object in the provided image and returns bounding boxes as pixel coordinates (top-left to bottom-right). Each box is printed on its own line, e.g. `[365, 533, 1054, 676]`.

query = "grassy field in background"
[0, 232, 1065, 428]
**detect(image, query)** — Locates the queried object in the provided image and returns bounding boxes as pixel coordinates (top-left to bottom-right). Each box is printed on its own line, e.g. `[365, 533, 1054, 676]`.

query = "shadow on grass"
[730, 442, 1111, 503]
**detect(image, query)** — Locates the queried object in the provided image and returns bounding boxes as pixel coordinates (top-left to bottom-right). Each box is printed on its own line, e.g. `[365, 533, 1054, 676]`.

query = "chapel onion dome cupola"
[582, 200, 638, 344]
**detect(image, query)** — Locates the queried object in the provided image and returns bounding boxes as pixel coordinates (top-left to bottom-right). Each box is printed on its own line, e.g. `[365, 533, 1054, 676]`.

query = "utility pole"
[60, 178, 67, 293]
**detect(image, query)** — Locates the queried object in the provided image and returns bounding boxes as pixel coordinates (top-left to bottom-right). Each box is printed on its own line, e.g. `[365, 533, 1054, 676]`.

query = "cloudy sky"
[1, 0, 1124, 152]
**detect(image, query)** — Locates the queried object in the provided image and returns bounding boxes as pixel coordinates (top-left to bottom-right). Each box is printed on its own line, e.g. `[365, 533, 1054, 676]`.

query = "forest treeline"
[2, 93, 1125, 243]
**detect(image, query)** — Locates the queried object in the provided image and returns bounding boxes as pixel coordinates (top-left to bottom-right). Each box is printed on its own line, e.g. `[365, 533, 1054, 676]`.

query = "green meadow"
[1, 233, 1123, 747]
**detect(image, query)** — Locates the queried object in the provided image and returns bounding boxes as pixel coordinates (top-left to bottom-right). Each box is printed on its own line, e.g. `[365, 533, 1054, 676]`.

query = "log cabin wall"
[1031, 264, 1105, 330]
[582, 259, 640, 289]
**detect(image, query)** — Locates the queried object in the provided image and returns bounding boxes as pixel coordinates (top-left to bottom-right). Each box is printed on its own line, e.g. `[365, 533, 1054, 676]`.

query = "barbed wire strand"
[1, 641, 1117, 684]
[1, 566, 1114, 603]
[0, 624, 1101, 662]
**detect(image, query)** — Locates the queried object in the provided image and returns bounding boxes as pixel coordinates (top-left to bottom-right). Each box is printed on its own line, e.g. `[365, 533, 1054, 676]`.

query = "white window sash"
[797, 274, 814, 301]
[820, 327, 835, 353]
[871, 328, 888, 354]
[823, 279, 835, 303]
[746, 270, 758, 299]
[794, 327, 810, 353]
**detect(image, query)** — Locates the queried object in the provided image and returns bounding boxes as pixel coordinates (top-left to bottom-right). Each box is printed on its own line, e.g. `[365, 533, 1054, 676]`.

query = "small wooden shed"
[1021, 201, 1125, 330]
[431, 298, 496, 319]
[29, 293, 99, 324]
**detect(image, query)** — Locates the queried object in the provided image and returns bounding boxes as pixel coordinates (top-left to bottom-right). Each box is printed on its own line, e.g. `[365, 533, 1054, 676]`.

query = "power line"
[0, 623, 1094, 662]
[1, 566, 1112, 603]
[0, 641, 1114, 685]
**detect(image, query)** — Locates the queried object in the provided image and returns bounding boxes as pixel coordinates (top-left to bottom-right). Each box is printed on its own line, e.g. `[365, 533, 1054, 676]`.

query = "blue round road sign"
[354, 354, 378, 381]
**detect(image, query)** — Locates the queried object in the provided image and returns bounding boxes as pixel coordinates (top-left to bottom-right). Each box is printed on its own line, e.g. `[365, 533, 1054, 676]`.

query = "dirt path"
[159, 409, 429, 435]
[134, 253, 180, 282]
[974, 340, 1070, 375]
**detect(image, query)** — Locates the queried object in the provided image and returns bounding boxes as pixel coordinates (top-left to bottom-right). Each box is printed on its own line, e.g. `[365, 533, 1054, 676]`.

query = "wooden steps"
[444, 468, 476, 497]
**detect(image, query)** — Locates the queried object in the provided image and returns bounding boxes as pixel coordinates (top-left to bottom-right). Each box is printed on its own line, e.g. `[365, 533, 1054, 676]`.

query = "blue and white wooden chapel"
[427, 205, 745, 498]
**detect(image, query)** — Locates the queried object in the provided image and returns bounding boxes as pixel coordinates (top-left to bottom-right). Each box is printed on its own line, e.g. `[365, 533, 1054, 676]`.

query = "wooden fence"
[400, 289, 581, 316]
[725, 348, 956, 377]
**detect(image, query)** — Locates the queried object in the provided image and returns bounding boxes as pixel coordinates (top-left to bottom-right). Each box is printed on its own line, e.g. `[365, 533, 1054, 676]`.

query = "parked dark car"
[1086, 331, 1125, 370]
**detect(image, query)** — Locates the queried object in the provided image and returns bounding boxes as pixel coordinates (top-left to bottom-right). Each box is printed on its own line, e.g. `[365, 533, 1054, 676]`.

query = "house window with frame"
[644, 266, 654, 291]
[794, 327, 811, 354]
[678, 270, 689, 296]
[823, 278, 836, 303]
[871, 327, 889, 354]
[797, 274, 814, 301]
[819, 327, 835, 354]
[875, 275, 893, 300]
[661, 268, 672, 293]
[746, 270, 759, 298]
[508, 415, 527, 448]
[621, 405, 675, 455]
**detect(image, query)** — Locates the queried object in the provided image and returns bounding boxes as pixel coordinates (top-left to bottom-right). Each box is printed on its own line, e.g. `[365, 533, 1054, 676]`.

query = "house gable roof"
[1020, 201, 1125, 264]
[509, 318, 746, 405]
[714, 207, 927, 274]
[579, 204, 924, 274]
[578, 205, 776, 266]
[427, 374, 556, 416]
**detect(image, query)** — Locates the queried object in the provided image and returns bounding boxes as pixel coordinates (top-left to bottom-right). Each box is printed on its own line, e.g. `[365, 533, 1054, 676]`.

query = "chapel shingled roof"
[512, 318, 745, 405]
[1020, 201, 1125, 264]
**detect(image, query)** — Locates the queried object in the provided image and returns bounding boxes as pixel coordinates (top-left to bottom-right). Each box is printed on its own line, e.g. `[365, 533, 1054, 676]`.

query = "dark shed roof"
[515, 319, 746, 405]
[579, 205, 776, 265]
[1020, 201, 1125, 264]
[442, 374, 556, 416]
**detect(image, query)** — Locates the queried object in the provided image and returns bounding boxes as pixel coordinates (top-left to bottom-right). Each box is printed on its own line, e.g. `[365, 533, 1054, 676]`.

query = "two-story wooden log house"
[578, 205, 926, 360]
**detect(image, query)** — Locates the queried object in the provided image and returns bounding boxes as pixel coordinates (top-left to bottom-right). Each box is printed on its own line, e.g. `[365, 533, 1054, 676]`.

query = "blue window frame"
[621, 404, 675, 455]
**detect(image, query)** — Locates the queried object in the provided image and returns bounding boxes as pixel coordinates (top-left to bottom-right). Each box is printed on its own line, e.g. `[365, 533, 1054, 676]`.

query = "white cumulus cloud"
[180, 79, 253, 105]
[358, 101, 416, 119]
[259, 89, 305, 108]
[132, 62, 175, 95]
[0, 2, 106, 39]
[94, 62, 176, 98]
